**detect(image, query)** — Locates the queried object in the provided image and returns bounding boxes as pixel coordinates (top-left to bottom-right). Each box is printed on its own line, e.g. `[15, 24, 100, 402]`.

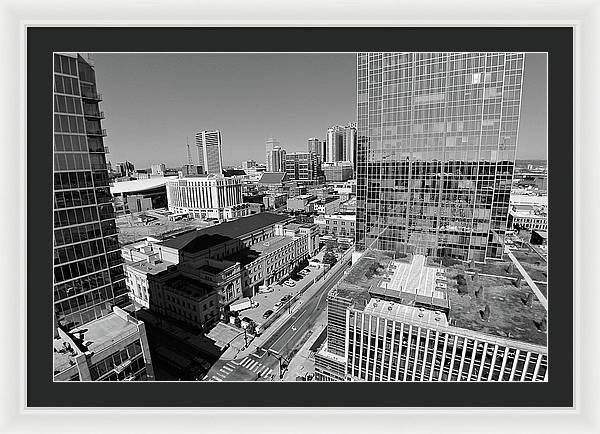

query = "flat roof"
[197, 212, 290, 239]
[127, 259, 171, 275]
[110, 176, 177, 195]
[250, 235, 295, 254]
[338, 250, 547, 347]
[165, 274, 215, 299]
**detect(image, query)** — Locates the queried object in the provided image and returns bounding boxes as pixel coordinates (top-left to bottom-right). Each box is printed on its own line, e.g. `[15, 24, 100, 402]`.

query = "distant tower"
[196, 130, 224, 175]
[265, 138, 280, 171]
[186, 136, 193, 165]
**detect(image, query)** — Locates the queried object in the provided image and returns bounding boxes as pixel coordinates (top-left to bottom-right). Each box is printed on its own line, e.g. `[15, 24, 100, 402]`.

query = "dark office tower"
[355, 53, 525, 262]
[285, 151, 319, 182]
[308, 137, 325, 161]
[53, 54, 154, 382]
[53, 53, 128, 328]
[196, 130, 224, 175]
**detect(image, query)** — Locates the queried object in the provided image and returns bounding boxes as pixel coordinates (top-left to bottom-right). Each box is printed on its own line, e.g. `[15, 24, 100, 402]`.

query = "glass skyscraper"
[355, 53, 525, 261]
[53, 53, 128, 329]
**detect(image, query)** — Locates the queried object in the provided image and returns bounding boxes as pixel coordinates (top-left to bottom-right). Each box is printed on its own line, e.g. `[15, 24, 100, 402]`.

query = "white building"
[196, 130, 224, 175]
[151, 163, 166, 175]
[166, 175, 248, 221]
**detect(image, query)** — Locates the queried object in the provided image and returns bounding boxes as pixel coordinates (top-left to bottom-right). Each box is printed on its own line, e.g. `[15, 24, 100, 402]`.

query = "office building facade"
[267, 145, 286, 172]
[53, 53, 128, 328]
[285, 151, 319, 182]
[314, 251, 547, 382]
[355, 52, 525, 262]
[196, 130, 224, 175]
[308, 137, 325, 161]
[166, 175, 248, 220]
[54, 53, 153, 381]
[326, 123, 357, 166]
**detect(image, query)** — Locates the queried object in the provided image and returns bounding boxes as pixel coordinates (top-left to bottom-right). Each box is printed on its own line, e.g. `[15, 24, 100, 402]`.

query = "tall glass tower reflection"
[355, 53, 525, 261]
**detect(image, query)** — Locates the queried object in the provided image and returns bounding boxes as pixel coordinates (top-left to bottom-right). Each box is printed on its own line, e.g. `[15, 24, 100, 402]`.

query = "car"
[274, 301, 283, 309]
[281, 295, 291, 302]
[262, 310, 273, 319]
[284, 281, 296, 287]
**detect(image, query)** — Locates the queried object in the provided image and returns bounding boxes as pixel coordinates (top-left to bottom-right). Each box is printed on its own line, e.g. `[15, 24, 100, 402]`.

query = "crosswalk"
[210, 355, 275, 381]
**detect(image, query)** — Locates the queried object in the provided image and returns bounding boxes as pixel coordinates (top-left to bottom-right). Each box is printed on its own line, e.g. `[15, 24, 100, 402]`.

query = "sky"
[94, 53, 547, 168]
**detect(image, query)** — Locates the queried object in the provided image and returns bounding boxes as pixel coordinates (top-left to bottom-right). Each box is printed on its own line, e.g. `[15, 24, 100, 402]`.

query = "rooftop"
[197, 212, 290, 239]
[110, 176, 178, 195]
[127, 259, 172, 275]
[250, 235, 295, 254]
[337, 250, 547, 348]
[55, 308, 142, 374]
[159, 212, 290, 251]
[164, 274, 215, 300]
[258, 172, 288, 184]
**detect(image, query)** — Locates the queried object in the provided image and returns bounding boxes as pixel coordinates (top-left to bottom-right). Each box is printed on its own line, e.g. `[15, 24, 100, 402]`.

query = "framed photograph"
[2, 1, 596, 433]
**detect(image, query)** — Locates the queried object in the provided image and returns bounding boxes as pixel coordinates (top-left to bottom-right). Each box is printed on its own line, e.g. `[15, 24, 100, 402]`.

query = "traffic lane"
[267, 281, 330, 355]
[262, 262, 346, 350]
[265, 264, 347, 354]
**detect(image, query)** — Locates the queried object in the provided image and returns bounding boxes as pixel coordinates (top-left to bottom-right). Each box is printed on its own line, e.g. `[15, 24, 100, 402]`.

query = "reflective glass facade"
[356, 53, 525, 261]
[53, 53, 128, 329]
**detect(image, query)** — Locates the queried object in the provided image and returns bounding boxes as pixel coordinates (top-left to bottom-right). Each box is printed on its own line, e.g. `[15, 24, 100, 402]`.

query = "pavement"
[205, 247, 353, 381]
[282, 311, 327, 381]
[238, 265, 324, 326]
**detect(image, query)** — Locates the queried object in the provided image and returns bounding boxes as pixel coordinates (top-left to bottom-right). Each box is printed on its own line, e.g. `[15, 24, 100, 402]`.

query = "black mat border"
[27, 27, 573, 407]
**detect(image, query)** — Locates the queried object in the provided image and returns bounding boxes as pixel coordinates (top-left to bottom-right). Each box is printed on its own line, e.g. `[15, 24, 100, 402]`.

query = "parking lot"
[238, 265, 324, 326]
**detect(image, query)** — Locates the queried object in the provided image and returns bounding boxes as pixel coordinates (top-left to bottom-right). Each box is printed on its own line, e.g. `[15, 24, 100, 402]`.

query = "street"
[206, 257, 350, 381]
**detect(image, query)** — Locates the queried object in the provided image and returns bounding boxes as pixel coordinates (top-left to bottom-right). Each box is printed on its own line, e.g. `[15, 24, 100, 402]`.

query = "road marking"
[248, 360, 259, 371]
[221, 365, 233, 372]
[216, 371, 227, 378]
[268, 274, 334, 352]
[211, 376, 222, 381]
[260, 366, 272, 376]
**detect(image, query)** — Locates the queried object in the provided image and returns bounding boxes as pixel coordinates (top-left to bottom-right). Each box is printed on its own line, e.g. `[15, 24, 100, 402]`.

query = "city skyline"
[93, 53, 547, 168]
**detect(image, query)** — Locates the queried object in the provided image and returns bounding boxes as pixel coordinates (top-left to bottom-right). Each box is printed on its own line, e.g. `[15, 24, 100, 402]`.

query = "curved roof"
[110, 176, 178, 195]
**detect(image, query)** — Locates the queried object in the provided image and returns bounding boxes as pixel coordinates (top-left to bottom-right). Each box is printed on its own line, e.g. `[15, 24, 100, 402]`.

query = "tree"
[246, 322, 257, 335]
[234, 317, 242, 328]
[323, 251, 337, 266]
[456, 274, 469, 295]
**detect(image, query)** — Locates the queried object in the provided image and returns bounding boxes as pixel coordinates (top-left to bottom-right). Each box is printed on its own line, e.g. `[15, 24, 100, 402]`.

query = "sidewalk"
[282, 310, 327, 381]
[219, 265, 335, 361]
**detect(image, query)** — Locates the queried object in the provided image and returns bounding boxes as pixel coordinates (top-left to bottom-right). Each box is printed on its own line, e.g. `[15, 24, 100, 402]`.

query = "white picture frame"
[1, 0, 595, 432]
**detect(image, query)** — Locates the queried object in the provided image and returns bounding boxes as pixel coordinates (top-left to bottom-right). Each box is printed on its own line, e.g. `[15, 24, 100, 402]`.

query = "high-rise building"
[326, 123, 357, 166]
[265, 138, 281, 171]
[285, 151, 319, 182]
[355, 52, 525, 262]
[266, 139, 286, 173]
[308, 137, 325, 161]
[53, 53, 153, 381]
[196, 130, 224, 175]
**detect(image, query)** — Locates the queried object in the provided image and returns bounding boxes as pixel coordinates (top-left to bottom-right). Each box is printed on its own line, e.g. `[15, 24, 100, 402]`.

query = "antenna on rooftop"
[186, 137, 193, 165]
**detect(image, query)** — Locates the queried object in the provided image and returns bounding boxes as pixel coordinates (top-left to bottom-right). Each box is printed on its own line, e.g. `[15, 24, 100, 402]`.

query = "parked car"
[285, 280, 296, 287]
[274, 301, 283, 309]
[262, 310, 274, 319]
[281, 294, 291, 302]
